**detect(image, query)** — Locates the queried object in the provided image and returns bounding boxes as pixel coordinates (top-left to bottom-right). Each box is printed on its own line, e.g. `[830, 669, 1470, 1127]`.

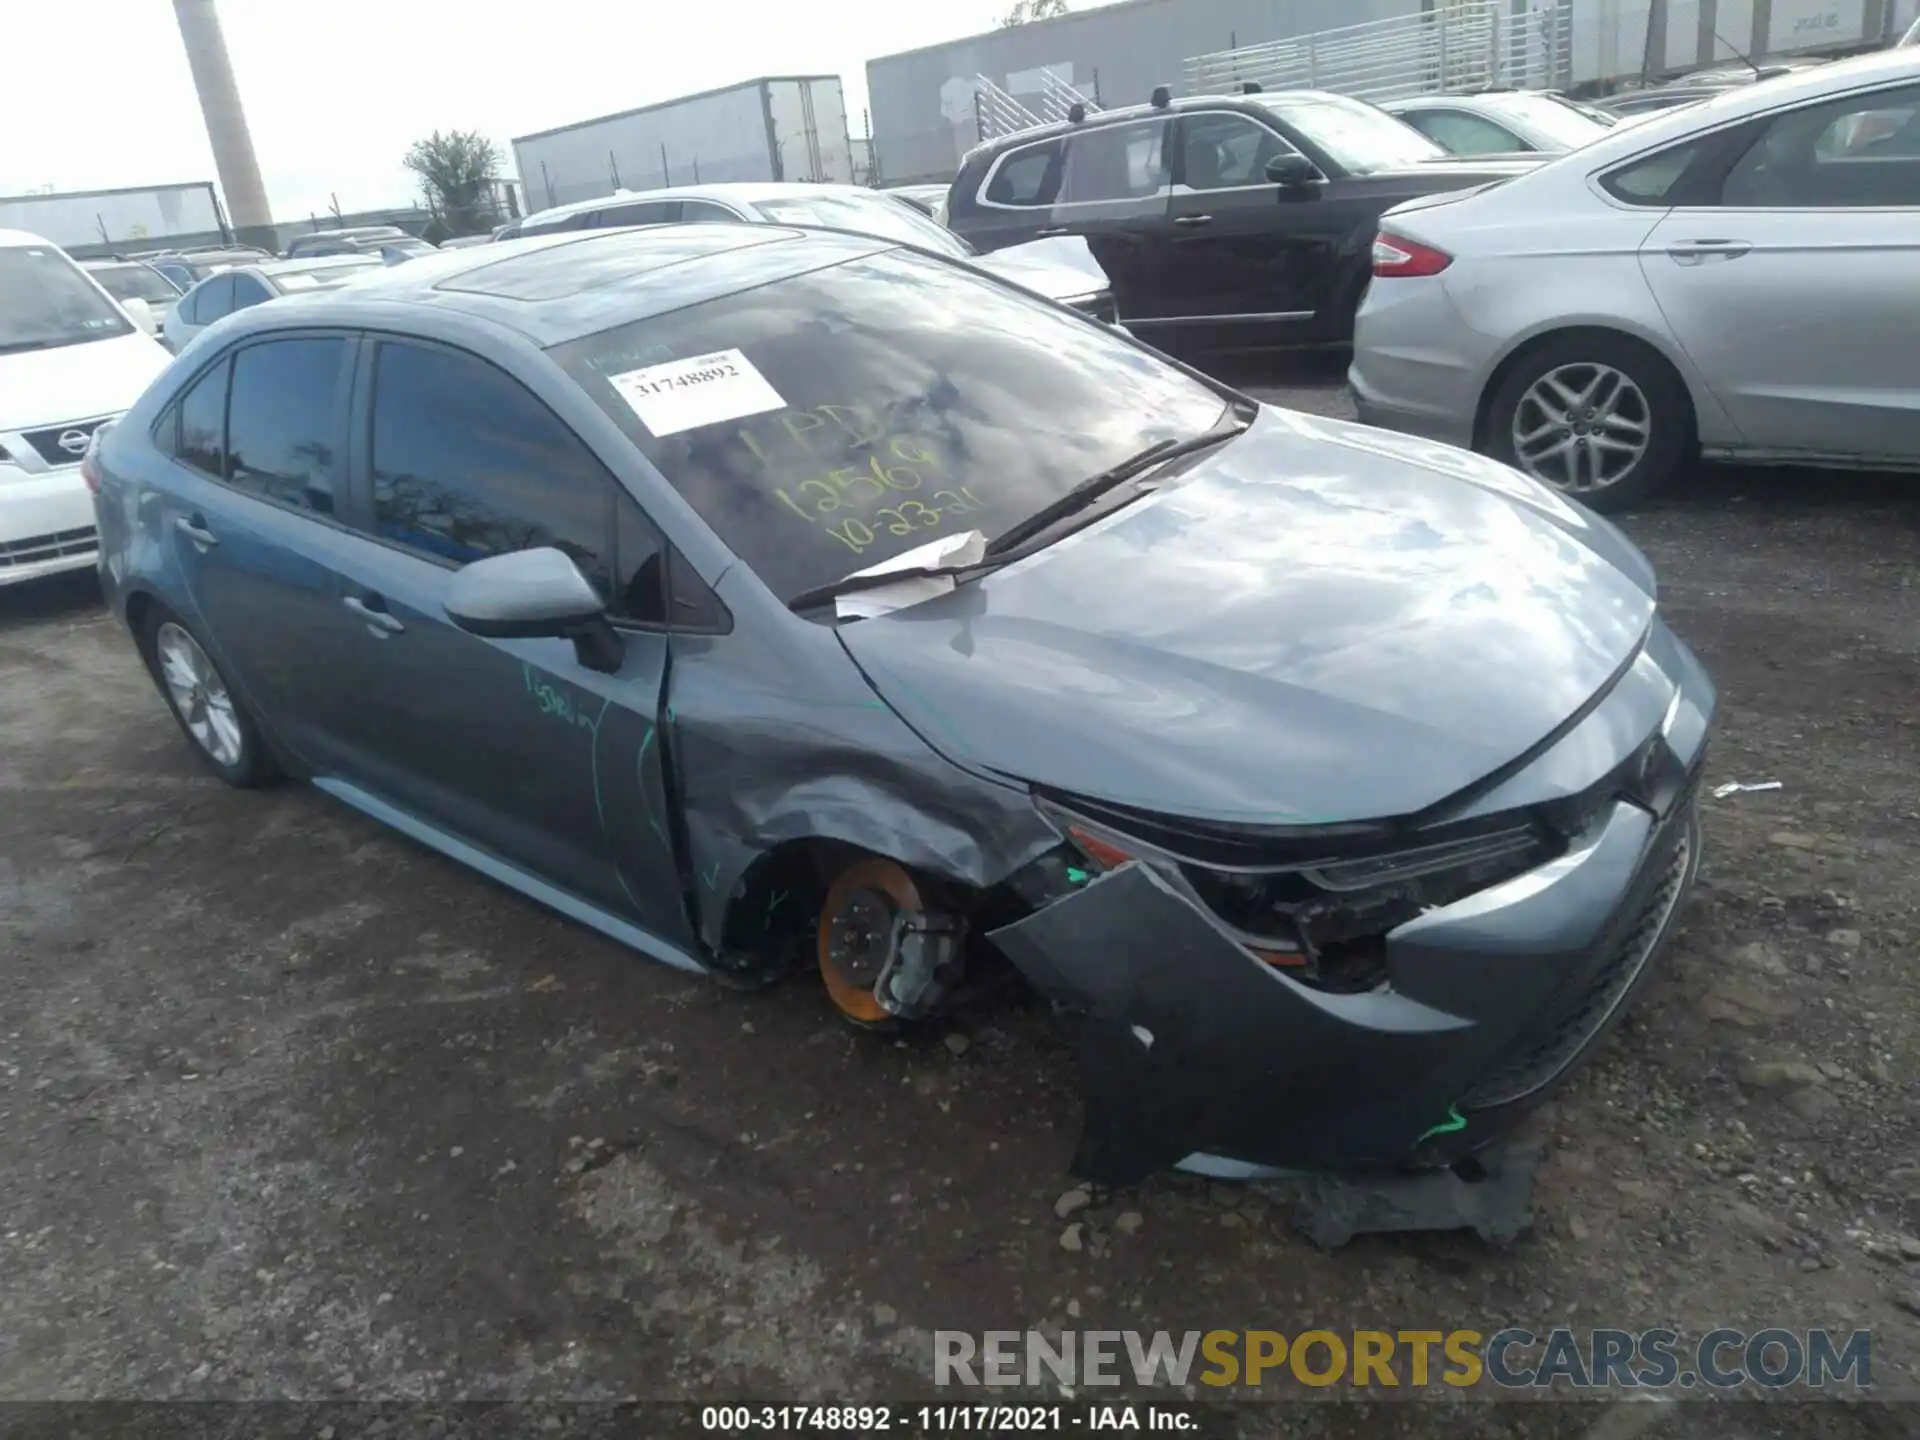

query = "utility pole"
[171, 0, 275, 250]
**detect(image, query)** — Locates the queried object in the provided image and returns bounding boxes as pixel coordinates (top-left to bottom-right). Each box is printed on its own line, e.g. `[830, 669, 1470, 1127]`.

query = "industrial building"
[512, 76, 854, 213]
[865, 0, 1918, 183]
[0, 182, 230, 257]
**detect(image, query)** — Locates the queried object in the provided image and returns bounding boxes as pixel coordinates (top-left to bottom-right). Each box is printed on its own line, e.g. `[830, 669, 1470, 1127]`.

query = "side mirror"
[1265, 154, 1324, 189]
[444, 547, 625, 674]
[122, 296, 157, 333]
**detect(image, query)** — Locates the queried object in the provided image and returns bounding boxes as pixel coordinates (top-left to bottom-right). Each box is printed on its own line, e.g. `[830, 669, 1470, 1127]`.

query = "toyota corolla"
[90, 226, 1714, 1184]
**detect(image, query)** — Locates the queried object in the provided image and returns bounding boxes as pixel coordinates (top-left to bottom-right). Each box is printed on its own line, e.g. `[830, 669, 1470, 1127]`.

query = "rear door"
[309, 336, 695, 947]
[152, 333, 361, 761]
[1637, 79, 1920, 461]
[1046, 117, 1171, 326]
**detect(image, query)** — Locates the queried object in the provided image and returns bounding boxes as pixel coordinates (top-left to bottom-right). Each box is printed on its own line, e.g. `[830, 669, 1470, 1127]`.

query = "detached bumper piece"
[988, 780, 1702, 1191]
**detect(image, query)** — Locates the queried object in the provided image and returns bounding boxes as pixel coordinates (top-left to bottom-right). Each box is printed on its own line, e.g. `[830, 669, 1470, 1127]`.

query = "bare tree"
[402, 130, 502, 238]
[1000, 0, 1069, 26]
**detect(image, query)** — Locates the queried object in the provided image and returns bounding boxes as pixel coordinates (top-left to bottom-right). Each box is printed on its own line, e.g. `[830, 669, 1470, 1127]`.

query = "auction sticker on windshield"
[609, 348, 786, 437]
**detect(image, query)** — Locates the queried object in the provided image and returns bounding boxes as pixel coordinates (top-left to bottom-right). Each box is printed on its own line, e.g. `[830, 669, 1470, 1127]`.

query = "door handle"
[173, 514, 218, 550]
[342, 594, 405, 637]
[1666, 239, 1751, 264]
[1173, 214, 1214, 226]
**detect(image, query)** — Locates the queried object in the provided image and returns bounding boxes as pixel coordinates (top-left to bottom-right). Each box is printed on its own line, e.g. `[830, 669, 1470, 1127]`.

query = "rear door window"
[165, 356, 232, 477]
[230, 275, 273, 310]
[1059, 120, 1170, 203]
[224, 337, 350, 514]
[187, 274, 237, 324]
[1719, 82, 1920, 207]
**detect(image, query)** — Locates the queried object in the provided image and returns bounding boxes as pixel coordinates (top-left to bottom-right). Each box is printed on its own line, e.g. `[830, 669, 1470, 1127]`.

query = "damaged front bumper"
[988, 632, 1712, 1188]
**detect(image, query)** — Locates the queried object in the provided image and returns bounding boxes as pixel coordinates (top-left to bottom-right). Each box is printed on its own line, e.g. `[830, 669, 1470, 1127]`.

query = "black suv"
[946, 88, 1538, 355]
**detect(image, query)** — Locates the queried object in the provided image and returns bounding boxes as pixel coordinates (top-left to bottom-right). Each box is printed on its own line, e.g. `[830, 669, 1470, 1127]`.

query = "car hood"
[970, 236, 1111, 303]
[0, 328, 171, 432]
[839, 407, 1658, 826]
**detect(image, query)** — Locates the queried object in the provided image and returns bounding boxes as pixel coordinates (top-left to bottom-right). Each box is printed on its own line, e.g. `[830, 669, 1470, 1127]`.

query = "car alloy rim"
[1511, 363, 1652, 492]
[155, 621, 243, 767]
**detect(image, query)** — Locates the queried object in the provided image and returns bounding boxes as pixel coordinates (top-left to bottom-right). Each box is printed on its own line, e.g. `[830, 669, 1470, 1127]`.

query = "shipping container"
[866, 0, 1917, 184]
[0, 182, 227, 258]
[512, 76, 854, 213]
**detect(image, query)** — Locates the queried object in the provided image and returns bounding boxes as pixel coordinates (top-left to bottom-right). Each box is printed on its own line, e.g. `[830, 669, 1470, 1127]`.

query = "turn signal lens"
[1371, 231, 1453, 278]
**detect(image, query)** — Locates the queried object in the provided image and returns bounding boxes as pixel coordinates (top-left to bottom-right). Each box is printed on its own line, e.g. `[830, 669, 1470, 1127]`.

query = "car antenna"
[1711, 25, 1762, 79]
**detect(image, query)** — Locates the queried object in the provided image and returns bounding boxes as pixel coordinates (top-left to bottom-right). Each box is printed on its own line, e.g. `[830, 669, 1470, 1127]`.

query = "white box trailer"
[512, 76, 854, 214]
[0, 182, 227, 257]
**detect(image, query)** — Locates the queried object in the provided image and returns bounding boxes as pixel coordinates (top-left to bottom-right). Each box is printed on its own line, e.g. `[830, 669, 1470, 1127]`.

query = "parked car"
[146, 246, 275, 293]
[82, 259, 185, 336]
[1, 231, 170, 585]
[514, 182, 1122, 323]
[1350, 46, 1920, 509]
[945, 88, 1538, 354]
[91, 224, 1713, 1185]
[163, 255, 383, 352]
[283, 225, 412, 259]
[1383, 90, 1616, 155]
[1595, 59, 1829, 119]
[882, 183, 953, 220]
[437, 234, 496, 250]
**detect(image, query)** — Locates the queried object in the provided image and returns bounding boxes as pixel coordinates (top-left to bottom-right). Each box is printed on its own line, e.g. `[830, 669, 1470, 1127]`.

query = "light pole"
[171, 0, 275, 249]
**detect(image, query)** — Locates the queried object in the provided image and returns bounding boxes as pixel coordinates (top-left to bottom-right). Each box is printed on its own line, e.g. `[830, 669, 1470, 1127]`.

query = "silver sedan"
[1350, 47, 1920, 508]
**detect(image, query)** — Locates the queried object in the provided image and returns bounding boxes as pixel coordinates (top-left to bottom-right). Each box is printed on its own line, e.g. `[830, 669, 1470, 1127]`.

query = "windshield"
[0, 244, 134, 353]
[87, 262, 182, 304]
[753, 193, 974, 258]
[1253, 93, 1447, 173]
[272, 260, 381, 292]
[552, 248, 1228, 605]
[1482, 93, 1612, 148]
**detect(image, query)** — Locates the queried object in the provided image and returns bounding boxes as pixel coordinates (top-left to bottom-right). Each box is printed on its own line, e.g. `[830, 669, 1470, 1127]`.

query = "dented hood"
[839, 407, 1658, 826]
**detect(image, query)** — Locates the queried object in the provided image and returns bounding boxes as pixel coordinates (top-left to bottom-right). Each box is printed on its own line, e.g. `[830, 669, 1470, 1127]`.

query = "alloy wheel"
[1510, 362, 1652, 493]
[154, 622, 244, 768]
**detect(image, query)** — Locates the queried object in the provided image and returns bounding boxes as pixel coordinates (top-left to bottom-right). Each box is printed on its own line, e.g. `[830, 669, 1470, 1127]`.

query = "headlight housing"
[1036, 793, 1556, 993]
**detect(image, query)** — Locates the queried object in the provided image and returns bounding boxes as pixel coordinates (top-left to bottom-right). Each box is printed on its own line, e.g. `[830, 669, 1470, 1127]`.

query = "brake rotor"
[817, 858, 924, 1025]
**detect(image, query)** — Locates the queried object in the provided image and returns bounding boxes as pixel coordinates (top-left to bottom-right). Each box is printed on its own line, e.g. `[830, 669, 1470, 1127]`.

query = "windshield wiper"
[983, 416, 1253, 558]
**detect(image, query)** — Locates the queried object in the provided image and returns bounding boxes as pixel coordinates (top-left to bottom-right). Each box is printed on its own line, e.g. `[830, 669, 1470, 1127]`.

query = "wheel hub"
[825, 888, 895, 990]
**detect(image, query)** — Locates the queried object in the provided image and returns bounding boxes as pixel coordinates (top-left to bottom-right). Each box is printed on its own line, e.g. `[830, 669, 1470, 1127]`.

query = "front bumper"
[0, 467, 97, 586]
[989, 628, 1713, 1186]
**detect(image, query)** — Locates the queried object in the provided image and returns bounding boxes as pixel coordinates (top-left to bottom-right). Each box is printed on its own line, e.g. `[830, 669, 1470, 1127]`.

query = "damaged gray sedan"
[92, 225, 1715, 1186]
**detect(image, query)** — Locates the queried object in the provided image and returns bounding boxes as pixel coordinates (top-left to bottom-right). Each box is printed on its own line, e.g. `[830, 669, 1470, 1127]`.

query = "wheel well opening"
[1474, 326, 1696, 452]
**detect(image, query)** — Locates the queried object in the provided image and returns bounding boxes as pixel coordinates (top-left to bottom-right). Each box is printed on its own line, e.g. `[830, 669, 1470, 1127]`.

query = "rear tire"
[140, 606, 279, 789]
[1484, 332, 1693, 511]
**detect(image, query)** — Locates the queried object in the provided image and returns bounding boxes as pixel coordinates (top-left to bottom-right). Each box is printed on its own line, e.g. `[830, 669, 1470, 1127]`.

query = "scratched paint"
[523, 663, 600, 731]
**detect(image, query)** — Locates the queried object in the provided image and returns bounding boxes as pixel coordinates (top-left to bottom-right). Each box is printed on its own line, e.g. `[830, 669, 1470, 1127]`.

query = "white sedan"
[163, 255, 382, 352]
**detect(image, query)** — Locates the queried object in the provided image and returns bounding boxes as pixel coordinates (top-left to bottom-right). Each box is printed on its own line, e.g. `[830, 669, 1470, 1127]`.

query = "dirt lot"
[2, 375, 1917, 1436]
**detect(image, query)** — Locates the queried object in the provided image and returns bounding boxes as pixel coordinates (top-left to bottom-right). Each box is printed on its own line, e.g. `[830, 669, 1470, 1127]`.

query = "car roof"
[223, 223, 893, 349]
[0, 228, 60, 248]
[1574, 45, 1920, 157]
[518, 180, 898, 229]
[955, 88, 1382, 166]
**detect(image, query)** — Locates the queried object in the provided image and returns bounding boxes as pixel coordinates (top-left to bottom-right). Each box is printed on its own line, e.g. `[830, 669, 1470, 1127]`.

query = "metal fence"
[972, 69, 1104, 142]
[1184, 0, 1573, 103]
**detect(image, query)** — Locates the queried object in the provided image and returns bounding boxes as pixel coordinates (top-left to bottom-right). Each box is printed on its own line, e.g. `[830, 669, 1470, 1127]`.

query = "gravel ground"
[2, 370, 1916, 1437]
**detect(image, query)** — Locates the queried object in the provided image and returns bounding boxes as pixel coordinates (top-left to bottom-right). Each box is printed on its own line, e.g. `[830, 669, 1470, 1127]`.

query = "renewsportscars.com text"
[933, 1327, 1872, 1391]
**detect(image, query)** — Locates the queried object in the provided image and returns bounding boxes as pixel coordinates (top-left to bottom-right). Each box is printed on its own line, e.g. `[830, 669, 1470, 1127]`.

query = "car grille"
[0, 526, 98, 569]
[1462, 791, 1697, 1110]
[21, 417, 112, 468]
[1072, 293, 1118, 325]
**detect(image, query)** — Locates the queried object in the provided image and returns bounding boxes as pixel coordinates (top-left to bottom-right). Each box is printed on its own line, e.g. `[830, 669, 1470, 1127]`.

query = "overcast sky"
[2, 0, 1112, 219]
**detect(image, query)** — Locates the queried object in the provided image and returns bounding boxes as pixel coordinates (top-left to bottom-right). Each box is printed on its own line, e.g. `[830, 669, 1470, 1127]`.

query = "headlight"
[1039, 794, 1554, 992]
